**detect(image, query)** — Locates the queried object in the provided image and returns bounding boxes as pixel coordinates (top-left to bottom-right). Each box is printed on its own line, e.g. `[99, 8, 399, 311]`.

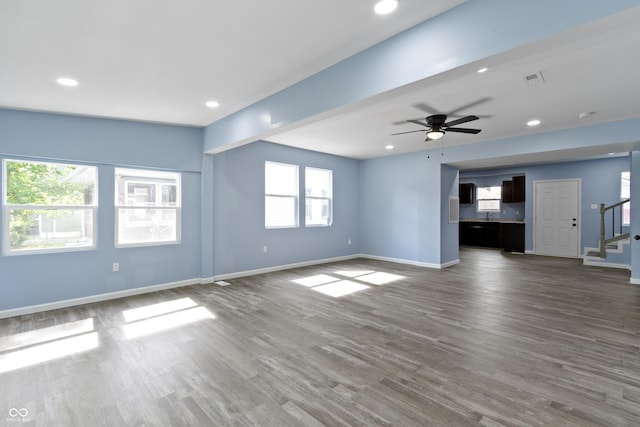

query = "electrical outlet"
[347, 238, 352, 246]
[112, 262, 119, 272]
[263, 245, 268, 253]
[591, 204, 598, 209]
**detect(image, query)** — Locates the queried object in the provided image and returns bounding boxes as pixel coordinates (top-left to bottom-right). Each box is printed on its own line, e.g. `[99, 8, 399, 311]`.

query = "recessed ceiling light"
[385, 145, 394, 150]
[205, 100, 220, 108]
[477, 67, 488, 73]
[57, 77, 78, 87]
[527, 119, 541, 127]
[374, 0, 398, 15]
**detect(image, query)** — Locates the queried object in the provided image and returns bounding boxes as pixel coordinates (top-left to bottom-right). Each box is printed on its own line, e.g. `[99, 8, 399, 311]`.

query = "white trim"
[213, 254, 361, 281]
[582, 258, 631, 270]
[361, 254, 460, 270]
[0, 278, 200, 320]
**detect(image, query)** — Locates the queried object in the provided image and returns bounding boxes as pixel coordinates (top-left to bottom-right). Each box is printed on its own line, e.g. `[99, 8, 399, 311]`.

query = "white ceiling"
[0, 0, 464, 126]
[267, 6, 640, 165]
[2, 1, 639, 170]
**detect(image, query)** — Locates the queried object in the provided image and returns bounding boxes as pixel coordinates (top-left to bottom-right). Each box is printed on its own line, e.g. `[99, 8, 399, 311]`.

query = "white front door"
[534, 179, 580, 257]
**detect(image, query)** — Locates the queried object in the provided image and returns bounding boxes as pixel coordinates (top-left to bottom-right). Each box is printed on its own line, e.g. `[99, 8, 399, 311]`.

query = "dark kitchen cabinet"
[512, 175, 525, 202]
[502, 175, 525, 203]
[502, 180, 513, 203]
[459, 183, 475, 204]
[501, 223, 525, 252]
[460, 221, 525, 252]
[459, 221, 501, 248]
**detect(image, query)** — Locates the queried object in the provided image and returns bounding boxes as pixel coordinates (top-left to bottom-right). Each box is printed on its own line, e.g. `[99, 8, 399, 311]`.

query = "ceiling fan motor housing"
[426, 114, 447, 127]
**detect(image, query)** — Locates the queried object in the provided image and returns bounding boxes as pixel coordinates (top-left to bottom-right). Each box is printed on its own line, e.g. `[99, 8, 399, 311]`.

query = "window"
[305, 167, 333, 227]
[115, 168, 180, 247]
[265, 162, 298, 228]
[476, 186, 501, 212]
[621, 171, 630, 226]
[3, 159, 97, 254]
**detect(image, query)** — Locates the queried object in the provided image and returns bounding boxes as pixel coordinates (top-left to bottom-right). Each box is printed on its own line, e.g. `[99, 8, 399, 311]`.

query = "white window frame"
[305, 167, 333, 227]
[115, 168, 181, 248]
[621, 171, 631, 226]
[2, 158, 98, 256]
[476, 186, 501, 212]
[265, 161, 299, 229]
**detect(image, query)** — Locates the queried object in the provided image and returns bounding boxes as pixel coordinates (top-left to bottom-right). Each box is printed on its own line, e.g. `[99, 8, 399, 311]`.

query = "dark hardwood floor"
[2, 248, 640, 426]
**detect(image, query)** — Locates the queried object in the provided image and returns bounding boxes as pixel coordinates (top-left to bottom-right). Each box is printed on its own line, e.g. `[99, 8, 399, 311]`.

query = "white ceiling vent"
[522, 71, 545, 86]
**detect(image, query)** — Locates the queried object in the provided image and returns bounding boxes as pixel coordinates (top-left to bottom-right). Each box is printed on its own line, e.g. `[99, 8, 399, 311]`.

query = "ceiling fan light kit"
[427, 130, 444, 140]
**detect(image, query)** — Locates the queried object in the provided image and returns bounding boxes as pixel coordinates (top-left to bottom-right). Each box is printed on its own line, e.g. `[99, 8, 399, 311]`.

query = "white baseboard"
[582, 258, 631, 270]
[213, 254, 361, 281]
[360, 254, 459, 270]
[0, 278, 201, 320]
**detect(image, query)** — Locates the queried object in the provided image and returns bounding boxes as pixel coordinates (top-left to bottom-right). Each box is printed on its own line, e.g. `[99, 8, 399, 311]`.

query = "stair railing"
[599, 199, 630, 258]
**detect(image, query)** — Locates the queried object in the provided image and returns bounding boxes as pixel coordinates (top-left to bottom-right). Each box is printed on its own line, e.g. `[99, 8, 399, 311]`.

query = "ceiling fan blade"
[446, 97, 492, 116]
[407, 119, 430, 128]
[392, 118, 422, 125]
[391, 129, 426, 136]
[445, 127, 481, 134]
[444, 115, 479, 127]
[412, 102, 439, 115]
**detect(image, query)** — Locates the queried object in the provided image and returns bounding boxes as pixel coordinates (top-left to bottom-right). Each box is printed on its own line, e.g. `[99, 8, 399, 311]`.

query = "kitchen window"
[476, 186, 501, 212]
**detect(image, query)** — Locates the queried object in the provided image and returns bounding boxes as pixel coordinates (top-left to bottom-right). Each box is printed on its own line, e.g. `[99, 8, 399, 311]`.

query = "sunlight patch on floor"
[122, 298, 215, 339]
[291, 269, 404, 298]
[0, 319, 98, 374]
[292, 274, 339, 287]
[0, 318, 94, 353]
[311, 280, 370, 297]
[334, 270, 374, 278]
[356, 272, 405, 285]
[122, 297, 198, 322]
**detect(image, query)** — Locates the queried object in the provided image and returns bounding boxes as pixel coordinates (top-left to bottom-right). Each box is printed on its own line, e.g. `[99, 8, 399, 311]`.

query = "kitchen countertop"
[460, 218, 525, 224]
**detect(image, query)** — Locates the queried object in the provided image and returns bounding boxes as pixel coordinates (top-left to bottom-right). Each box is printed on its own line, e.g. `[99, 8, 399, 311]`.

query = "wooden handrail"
[603, 198, 630, 211]
[599, 199, 630, 258]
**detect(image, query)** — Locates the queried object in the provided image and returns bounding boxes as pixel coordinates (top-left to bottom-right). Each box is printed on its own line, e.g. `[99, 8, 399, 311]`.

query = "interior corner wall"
[440, 165, 459, 265]
[0, 109, 204, 312]
[201, 154, 215, 280]
[631, 151, 640, 282]
[212, 141, 360, 276]
[359, 152, 444, 267]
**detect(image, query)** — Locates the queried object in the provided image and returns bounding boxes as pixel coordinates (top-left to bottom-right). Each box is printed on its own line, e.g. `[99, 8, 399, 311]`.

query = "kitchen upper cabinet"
[512, 175, 525, 202]
[502, 180, 513, 203]
[501, 175, 525, 203]
[459, 183, 475, 204]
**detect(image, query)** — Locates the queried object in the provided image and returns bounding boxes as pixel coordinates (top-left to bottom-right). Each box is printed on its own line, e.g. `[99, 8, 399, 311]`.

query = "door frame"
[532, 178, 582, 257]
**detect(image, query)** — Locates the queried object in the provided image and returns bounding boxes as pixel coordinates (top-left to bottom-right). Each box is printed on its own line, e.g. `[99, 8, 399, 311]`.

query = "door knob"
[635, 235, 640, 241]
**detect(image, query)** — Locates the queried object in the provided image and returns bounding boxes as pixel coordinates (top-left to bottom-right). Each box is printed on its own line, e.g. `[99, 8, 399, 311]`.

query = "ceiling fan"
[392, 114, 481, 141]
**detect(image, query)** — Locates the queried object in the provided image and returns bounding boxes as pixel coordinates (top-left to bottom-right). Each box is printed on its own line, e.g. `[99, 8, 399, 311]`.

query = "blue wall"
[212, 141, 360, 276]
[0, 109, 204, 311]
[359, 153, 422, 263]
